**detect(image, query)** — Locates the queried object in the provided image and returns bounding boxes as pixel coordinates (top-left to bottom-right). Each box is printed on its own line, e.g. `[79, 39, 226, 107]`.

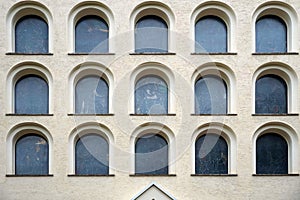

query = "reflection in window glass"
[195, 134, 228, 174]
[15, 15, 48, 53]
[75, 15, 109, 53]
[256, 15, 287, 53]
[195, 75, 227, 114]
[15, 75, 49, 114]
[75, 134, 109, 175]
[195, 16, 227, 53]
[135, 15, 168, 53]
[256, 133, 288, 174]
[135, 134, 168, 174]
[135, 76, 168, 114]
[16, 134, 49, 175]
[255, 75, 287, 114]
[75, 76, 109, 114]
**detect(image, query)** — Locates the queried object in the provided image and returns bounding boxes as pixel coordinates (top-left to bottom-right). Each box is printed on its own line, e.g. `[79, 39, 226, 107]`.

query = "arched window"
[195, 16, 227, 53]
[75, 134, 109, 175]
[256, 15, 287, 53]
[195, 75, 227, 114]
[135, 134, 168, 174]
[135, 75, 168, 114]
[75, 15, 109, 53]
[15, 75, 49, 114]
[255, 75, 287, 114]
[75, 76, 109, 114]
[15, 134, 49, 175]
[15, 15, 48, 53]
[135, 15, 168, 53]
[195, 134, 228, 174]
[256, 133, 288, 174]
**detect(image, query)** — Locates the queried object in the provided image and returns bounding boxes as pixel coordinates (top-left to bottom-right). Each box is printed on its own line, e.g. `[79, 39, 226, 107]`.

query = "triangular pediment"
[132, 183, 175, 200]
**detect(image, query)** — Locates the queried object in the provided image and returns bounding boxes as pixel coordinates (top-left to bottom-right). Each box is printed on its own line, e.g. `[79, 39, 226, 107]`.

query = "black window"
[75, 76, 109, 114]
[255, 75, 287, 114]
[75, 15, 109, 53]
[135, 75, 168, 114]
[195, 134, 228, 174]
[15, 75, 49, 114]
[195, 16, 227, 53]
[256, 15, 287, 53]
[15, 134, 49, 175]
[15, 15, 48, 53]
[195, 75, 227, 114]
[135, 15, 168, 53]
[75, 134, 109, 175]
[135, 134, 168, 174]
[256, 133, 288, 174]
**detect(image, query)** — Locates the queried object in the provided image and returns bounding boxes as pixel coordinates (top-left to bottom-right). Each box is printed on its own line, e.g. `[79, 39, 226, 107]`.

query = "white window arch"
[68, 1, 114, 53]
[6, 61, 53, 114]
[191, 122, 237, 174]
[6, 1, 53, 53]
[68, 62, 114, 114]
[6, 122, 53, 175]
[252, 122, 298, 174]
[191, 1, 236, 53]
[252, 1, 298, 53]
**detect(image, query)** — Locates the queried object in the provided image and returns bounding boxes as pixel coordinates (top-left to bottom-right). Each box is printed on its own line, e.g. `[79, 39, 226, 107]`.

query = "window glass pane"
[255, 75, 287, 114]
[256, 133, 288, 174]
[15, 75, 49, 114]
[195, 75, 227, 114]
[75, 15, 109, 53]
[195, 16, 227, 53]
[135, 134, 168, 174]
[256, 15, 287, 53]
[135, 75, 168, 114]
[75, 76, 109, 114]
[16, 134, 49, 175]
[135, 15, 168, 53]
[15, 15, 48, 53]
[75, 134, 109, 175]
[195, 134, 228, 174]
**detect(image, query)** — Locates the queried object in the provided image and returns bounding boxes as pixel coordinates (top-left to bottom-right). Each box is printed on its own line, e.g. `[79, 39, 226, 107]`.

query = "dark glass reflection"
[135, 15, 168, 53]
[75, 15, 109, 53]
[256, 133, 288, 174]
[195, 75, 227, 114]
[256, 15, 287, 53]
[75, 134, 109, 175]
[135, 134, 168, 174]
[195, 134, 228, 174]
[16, 134, 49, 175]
[15, 75, 49, 114]
[75, 76, 109, 114]
[255, 75, 287, 114]
[15, 15, 48, 53]
[135, 75, 168, 114]
[195, 16, 227, 53]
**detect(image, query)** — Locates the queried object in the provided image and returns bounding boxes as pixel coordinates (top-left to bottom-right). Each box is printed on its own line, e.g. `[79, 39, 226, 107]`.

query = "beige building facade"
[0, 0, 300, 199]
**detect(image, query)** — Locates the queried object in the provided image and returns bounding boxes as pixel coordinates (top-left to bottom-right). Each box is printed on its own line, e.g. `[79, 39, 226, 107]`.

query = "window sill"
[191, 114, 237, 116]
[68, 53, 115, 55]
[130, 114, 176, 116]
[252, 174, 299, 176]
[6, 114, 54, 116]
[68, 113, 114, 116]
[6, 174, 54, 177]
[191, 174, 237, 176]
[129, 174, 176, 177]
[130, 52, 176, 55]
[68, 174, 115, 177]
[191, 52, 237, 55]
[6, 52, 53, 55]
[252, 52, 299, 55]
[252, 113, 298, 116]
